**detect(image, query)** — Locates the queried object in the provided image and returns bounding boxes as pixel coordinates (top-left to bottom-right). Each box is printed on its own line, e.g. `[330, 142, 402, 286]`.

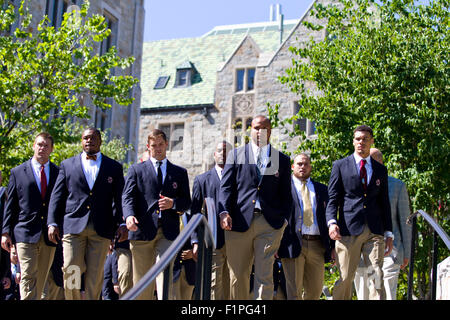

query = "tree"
[0, 0, 138, 176]
[270, 0, 449, 299]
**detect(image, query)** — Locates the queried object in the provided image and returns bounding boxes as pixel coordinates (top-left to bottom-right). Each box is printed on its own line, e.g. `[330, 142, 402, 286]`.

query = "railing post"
[431, 231, 438, 300]
[194, 223, 205, 300]
[407, 215, 417, 300]
[202, 244, 212, 300]
[162, 265, 170, 300]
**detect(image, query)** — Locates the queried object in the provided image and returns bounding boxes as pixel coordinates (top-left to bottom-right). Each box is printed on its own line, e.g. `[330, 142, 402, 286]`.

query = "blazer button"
[363, 205, 367, 209]
[87, 205, 90, 209]
[364, 194, 367, 197]
[42, 202, 46, 207]
[89, 192, 93, 196]
[41, 216, 44, 220]
[252, 200, 256, 204]
[156, 210, 160, 214]
[257, 187, 260, 191]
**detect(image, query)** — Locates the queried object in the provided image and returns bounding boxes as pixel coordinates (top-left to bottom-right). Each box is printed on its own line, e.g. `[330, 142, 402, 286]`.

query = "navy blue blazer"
[122, 159, 191, 241]
[47, 153, 124, 240]
[219, 144, 293, 232]
[278, 178, 333, 262]
[102, 251, 119, 300]
[2, 160, 59, 246]
[325, 155, 392, 236]
[191, 168, 225, 249]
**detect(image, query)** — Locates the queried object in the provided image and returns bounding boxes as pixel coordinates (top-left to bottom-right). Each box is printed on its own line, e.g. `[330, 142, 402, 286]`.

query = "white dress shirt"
[292, 176, 320, 235]
[250, 142, 270, 210]
[353, 153, 373, 185]
[81, 151, 102, 190]
[149, 157, 167, 184]
[215, 164, 223, 181]
[31, 157, 50, 192]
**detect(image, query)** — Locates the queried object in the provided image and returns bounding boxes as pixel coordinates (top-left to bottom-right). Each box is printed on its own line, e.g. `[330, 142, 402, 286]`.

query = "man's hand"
[220, 213, 232, 231]
[400, 258, 409, 270]
[192, 243, 198, 262]
[328, 224, 342, 241]
[384, 236, 393, 256]
[126, 216, 139, 232]
[115, 225, 128, 242]
[1, 233, 12, 252]
[48, 226, 60, 245]
[158, 194, 174, 211]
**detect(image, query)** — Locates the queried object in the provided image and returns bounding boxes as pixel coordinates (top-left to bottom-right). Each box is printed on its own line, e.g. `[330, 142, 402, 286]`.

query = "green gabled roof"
[140, 22, 298, 110]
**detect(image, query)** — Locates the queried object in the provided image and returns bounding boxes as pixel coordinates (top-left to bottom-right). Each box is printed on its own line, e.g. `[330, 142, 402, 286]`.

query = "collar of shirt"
[82, 151, 102, 164]
[31, 157, 49, 170]
[353, 152, 371, 168]
[250, 142, 270, 164]
[292, 175, 312, 189]
[214, 164, 223, 180]
[150, 157, 167, 179]
[353, 152, 373, 184]
[31, 157, 50, 187]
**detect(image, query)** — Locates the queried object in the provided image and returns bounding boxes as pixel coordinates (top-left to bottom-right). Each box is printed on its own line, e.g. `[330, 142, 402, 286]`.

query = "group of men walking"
[0, 115, 411, 300]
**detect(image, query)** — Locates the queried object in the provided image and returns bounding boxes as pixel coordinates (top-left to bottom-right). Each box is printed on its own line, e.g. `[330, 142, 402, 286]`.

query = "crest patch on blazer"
[376, 178, 381, 186]
[107, 176, 113, 183]
[172, 182, 178, 189]
[274, 171, 280, 178]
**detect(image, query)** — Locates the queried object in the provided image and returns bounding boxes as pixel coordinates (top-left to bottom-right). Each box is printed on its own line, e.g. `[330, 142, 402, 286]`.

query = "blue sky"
[143, 0, 315, 42]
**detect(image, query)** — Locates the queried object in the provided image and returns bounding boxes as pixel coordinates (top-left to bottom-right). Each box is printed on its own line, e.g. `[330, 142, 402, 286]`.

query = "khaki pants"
[281, 238, 325, 300]
[172, 268, 194, 300]
[130, 227, 174, 300]
[16, 234, 56, 300]
[116, 247, 133, 297]
[42, 270, 65, 300]
[333, 225, 385, 300]
[211, 246, 230, 300]
[225, 212, 286, 300]
[62, 222, 110, 300]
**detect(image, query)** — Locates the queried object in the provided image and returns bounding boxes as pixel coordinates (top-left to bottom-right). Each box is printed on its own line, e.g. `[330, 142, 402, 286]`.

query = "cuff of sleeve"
[48, 223, 58, 228]
[327, 219, 337, 227]
[384, 231, 394, 240]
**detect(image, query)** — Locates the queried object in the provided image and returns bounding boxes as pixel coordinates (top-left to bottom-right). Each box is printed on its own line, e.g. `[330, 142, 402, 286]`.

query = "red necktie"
[360, 159, 367, 191]
[40, 165, 47, 200]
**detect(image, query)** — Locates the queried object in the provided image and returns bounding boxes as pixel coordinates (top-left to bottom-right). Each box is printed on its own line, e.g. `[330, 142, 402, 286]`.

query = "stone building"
[9, 0, 145, 162]
[140, 1, 330, 183]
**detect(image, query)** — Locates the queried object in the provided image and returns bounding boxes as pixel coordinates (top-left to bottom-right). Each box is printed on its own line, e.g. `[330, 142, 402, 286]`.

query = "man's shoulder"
[101, 154, 123, 169]
[167, 160, 188, 175]
[312, 179, 328, 191]
[388, 176, 405, 187]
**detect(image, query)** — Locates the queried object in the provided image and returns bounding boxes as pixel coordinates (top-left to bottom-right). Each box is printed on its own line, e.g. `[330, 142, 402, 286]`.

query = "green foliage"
[0, 0, 138, 175]
[270, 0, 449, 299]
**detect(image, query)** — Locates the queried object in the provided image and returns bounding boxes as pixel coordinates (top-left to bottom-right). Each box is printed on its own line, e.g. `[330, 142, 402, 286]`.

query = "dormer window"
[175, 61, 196, 88]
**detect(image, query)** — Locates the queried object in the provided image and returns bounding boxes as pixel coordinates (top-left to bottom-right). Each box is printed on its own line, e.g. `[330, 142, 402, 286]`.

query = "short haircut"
[35, 132, 54, 146]
[148, 129, 167, 144]
[252, 115, 271, 127]
[294, 152, 311, 163]
[354, 125, 373, 137]
[83, 127, 102, 139]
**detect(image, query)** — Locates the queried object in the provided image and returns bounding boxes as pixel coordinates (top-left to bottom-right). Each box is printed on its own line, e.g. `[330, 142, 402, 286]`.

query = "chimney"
[269, 4, 275, 21]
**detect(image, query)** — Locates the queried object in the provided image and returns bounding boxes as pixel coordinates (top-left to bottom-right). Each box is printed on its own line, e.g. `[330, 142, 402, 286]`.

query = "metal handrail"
[120, 197, 216, 300]
[406, 209, 450, 300]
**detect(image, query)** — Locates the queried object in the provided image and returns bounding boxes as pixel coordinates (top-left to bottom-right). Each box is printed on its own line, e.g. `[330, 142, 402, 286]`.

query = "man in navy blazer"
[278, 153, 332, 300]
[2, 132, 59, 300]
[123, 129, 191, 300]
[191, 140, 232, 300]
[219, 115, 292, 300]
[326, 125, 393, 300]
[47, 128, 125, 300]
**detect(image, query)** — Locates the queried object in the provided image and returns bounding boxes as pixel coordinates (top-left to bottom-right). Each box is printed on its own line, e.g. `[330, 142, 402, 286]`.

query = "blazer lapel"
[46, 162, 59, 202]
[76, 153, 91, 192]
[291, 179, 302, 220]
[246, 144, 260, 184]
[25, 159, 41, 197]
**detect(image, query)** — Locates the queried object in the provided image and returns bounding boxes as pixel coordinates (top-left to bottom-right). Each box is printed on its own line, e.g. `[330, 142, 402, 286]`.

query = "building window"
[175, 69, 191, 87]
[293, 101, 316, 136]
[154, 76, 170, 89]
[232, 117, 252, 146]
[45, 0, 69, 28]
[159, 123, 184, 151]
[94, 10, 118, 131]
[236, 68, 256, 92]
